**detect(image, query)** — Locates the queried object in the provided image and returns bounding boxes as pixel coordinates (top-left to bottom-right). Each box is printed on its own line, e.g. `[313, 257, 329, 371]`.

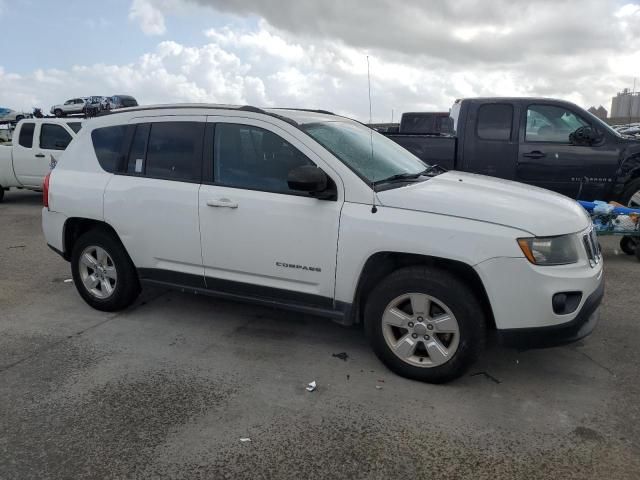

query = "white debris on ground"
[239, 438, 251, 443]
[306, 380, 317, 392]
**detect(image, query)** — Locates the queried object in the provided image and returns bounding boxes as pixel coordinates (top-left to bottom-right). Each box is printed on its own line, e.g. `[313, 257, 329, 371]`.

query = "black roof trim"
[271, 108, 336, 116]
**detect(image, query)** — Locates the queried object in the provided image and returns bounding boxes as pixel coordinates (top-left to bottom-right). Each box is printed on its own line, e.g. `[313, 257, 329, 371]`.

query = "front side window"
[525, 105, 589, 143]
[476, 104, 513, 141]
[144, 122, 204, 181]
[92, 125, 128, 172]
[40, 124, 72, 150]
[301, 120, 426, 184]
[18, 122, 35, 148]
[214, 123, 314, 194]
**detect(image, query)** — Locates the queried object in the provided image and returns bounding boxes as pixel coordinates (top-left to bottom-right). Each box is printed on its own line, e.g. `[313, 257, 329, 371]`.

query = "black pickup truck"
[382, 98, 640, 205]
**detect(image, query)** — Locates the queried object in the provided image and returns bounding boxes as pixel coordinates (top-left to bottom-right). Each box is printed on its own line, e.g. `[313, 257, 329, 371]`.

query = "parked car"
[0, 107, 28, 124]
[84, 96, 106, 116]
[42, 104, 603, 383]
[106, 95, 139, 110]
[382, 98, 640, 207]
[0, 118, 81, 201]
[372, 112, 453, 135]
[50, 98, 87, 117]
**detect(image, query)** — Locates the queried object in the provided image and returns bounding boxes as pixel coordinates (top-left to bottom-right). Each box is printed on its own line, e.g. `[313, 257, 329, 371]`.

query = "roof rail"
[272, 108, 336, 116]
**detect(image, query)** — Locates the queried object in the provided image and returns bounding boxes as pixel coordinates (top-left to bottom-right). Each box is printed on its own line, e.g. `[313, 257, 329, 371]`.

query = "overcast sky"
[1, 0, 639, 121]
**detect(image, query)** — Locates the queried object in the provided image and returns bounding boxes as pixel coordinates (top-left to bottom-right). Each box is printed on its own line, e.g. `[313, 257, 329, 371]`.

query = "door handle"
[522, 151, 546, 159]
[35, 153, 45, 158]
[207, 198, 238, 208]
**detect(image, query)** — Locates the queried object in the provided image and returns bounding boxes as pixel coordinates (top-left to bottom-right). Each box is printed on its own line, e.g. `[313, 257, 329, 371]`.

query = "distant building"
[611, 89, 640, 119]
[588, 105, 608, 120]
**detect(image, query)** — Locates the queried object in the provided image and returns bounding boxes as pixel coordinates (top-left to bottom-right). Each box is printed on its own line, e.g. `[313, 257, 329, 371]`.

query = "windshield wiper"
[373, 172, 424, 185]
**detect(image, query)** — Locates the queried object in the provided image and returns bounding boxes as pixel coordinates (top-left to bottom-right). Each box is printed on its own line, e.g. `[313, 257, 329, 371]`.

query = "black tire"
[636, 242, 640, 263]
[364, 266, 486, 383]
[621, 178, 640, 207]
[71, 228, 140, 311]
[54, 109, 63, 118]
[620, 236, 637, 256]
[15, 115, 24, 123]
[0, 186, 4, 202]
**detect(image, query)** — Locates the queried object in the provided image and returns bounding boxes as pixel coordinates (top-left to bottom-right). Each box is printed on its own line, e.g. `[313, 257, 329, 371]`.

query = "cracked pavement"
[1, 190, 639, 479]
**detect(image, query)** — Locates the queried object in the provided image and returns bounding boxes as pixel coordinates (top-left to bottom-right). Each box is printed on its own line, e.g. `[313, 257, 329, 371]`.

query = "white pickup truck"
[0, 119, 81, 202]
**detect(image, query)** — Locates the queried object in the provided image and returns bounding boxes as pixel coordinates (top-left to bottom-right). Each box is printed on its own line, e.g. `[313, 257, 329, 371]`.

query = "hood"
[377, 171, 590, 236]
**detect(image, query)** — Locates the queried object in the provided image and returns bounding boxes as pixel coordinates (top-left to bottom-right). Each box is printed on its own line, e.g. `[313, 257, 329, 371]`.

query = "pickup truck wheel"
[364, 266, 486, 383]
[54, 109, 63, 118]
[71, 229, 140, 311]
[620, 236, 637, 256]
[621, 178, 640, 208]
[0, 186, 4, 202]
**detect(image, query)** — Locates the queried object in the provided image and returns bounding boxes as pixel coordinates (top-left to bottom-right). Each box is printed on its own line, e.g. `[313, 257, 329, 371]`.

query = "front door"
[517, 103, 619, 200]
[198, 117, 343, 309]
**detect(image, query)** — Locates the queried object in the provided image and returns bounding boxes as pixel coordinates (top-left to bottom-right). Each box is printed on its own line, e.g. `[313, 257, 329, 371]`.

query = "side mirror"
[287, 165, 335, 199]
[570, 126, 602, 146]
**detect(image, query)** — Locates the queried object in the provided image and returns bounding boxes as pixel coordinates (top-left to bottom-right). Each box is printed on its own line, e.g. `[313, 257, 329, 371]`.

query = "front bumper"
[497, 274, 604, 348]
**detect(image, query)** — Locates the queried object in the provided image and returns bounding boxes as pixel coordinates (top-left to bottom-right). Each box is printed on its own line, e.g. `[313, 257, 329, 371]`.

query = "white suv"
[42, 104, 604, 383]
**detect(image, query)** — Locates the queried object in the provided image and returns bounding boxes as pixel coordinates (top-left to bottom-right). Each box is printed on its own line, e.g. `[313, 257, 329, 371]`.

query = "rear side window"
[476, 104, 513, 141]
[40, 124, 73, 150]
[18, 122, 35, 148]
[91, 125, 127, 172]
[67, 122, 82, 133]
[132, 122, 204, 182]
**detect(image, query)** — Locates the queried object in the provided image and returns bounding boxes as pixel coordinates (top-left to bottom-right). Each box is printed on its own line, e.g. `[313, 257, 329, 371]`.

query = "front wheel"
[71, 228, 140, 311]
[54, 109, 63, 118]
[620, 237, 637, 256]
[364, 266, 486, 383]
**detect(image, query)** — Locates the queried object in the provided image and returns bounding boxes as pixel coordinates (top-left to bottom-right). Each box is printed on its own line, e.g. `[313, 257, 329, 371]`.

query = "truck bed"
[384, 134, 456, 169]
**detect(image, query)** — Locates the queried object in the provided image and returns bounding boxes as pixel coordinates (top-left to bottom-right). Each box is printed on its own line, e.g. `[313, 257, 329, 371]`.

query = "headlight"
[517, 235, 579, 265]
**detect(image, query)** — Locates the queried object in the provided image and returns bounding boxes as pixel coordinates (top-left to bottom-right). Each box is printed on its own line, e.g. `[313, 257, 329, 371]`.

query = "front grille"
[582, 229, 601, 267]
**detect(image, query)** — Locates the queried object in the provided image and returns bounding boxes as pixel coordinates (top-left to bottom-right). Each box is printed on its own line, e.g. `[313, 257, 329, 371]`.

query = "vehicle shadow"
[1, 190, 42, 205]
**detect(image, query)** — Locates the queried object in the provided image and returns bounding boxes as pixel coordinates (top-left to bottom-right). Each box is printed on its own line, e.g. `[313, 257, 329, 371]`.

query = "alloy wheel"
[78, 245, 117, 299]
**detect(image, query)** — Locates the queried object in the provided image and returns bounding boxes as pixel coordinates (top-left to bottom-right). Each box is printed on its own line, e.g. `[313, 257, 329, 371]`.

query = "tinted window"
[67, 122, 82, 133]
[214, 124, 314, 194]
[526, 105, 589, 143]
[126, 124, 150, 174]
[144, 122, 204, 181]
[477, 104, 513, 141]
[18, 122, 35, 148]
[40, 124, 72, 150]
[91, 125, 127, 172]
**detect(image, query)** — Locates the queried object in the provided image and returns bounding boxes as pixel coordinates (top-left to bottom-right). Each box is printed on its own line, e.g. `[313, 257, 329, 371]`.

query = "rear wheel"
[364, 266, 486, 383]
[71, 228, 140, 311]
[54, 109, 63, 118]
[0, 186, 4, 202]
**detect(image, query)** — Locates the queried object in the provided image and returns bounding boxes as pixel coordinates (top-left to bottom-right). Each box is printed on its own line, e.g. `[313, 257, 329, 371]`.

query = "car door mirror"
[570, 126, 602, 146]
[287, 165, 335, 199]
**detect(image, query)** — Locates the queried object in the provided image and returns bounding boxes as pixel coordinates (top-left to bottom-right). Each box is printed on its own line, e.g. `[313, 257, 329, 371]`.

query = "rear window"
[18, 122, 35, 148]
[67, 122, 82, 133]
[121, 97, 138, 108]
[91, 125, 127, 172]
[476, 104, 513, 141]
[144, 122, 203, 181]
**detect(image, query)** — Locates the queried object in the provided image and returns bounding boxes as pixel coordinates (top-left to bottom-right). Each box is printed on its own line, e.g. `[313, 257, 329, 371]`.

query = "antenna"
[367, 55, 377, 214]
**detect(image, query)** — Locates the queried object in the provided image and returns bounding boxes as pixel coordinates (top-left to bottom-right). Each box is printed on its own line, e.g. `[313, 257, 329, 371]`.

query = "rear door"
[461, 102, 519, 180]
[14, 122, 73, 186]
[517, 103, 619, 199]
[103, 116, 206, 286]
[198, 116, 344, 308]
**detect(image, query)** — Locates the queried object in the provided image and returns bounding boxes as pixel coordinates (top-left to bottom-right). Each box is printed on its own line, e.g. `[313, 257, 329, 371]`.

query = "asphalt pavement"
[1, 189, 639, 479]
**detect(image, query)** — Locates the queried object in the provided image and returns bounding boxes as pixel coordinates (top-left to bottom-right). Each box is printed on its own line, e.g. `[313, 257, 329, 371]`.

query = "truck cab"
[0, 119, 80, 201]
[385, 98, 640, 205]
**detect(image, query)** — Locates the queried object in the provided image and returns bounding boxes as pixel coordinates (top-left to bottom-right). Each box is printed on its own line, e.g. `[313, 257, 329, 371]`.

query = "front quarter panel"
[334, 202, 526, 304]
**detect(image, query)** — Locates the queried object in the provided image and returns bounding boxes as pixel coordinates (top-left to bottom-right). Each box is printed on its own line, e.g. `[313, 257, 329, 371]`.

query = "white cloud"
[129, 0, 167, 35]
[2, 7, 639, 119]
